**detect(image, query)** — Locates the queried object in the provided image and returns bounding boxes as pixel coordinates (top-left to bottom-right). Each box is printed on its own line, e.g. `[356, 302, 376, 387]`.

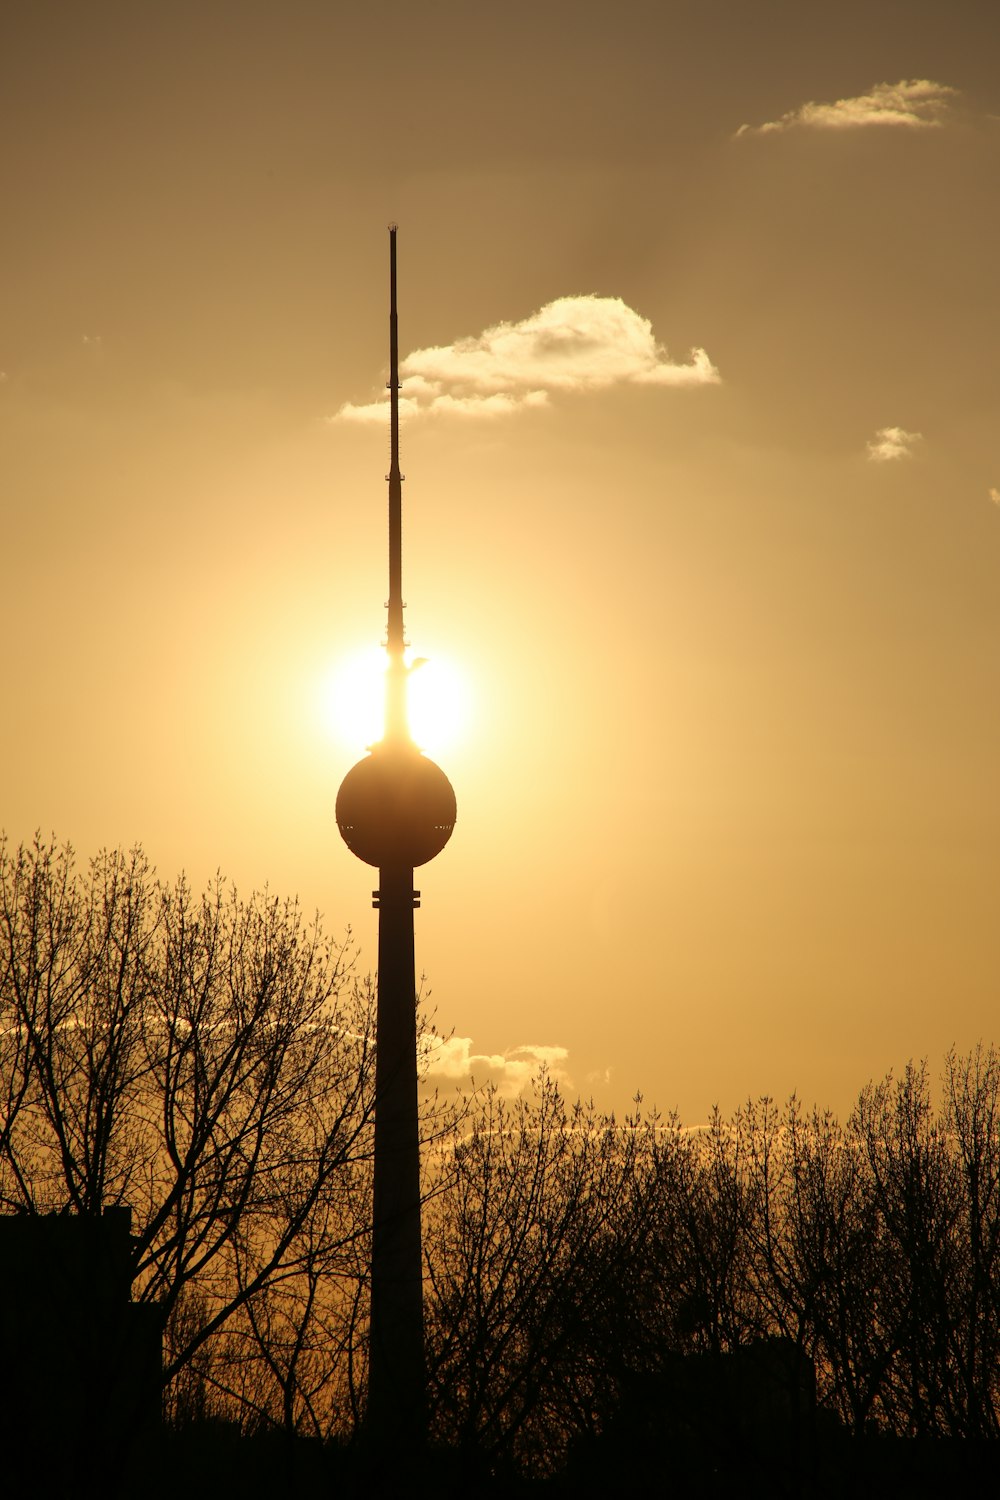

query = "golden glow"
[321, 647, 471, 758]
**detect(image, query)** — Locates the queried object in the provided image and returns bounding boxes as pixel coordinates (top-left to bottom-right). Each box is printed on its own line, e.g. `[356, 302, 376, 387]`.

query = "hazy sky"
[4, 0, 999, 1122]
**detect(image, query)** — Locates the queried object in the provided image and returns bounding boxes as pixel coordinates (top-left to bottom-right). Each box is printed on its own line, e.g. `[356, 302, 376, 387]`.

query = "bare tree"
[851, 1063, 963, 1435]
[0, 834, 378, 1420]
[938, 1045, 1000, 1436]
[422, 1077, 675, 1473]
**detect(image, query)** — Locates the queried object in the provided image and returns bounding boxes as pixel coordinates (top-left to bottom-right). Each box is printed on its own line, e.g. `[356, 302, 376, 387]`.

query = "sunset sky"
[4, 1, 999, 1122]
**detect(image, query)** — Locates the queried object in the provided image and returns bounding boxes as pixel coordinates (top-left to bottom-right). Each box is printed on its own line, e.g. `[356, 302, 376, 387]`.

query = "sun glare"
[408, 654, 469, 755]
[322, 646, 470, 758]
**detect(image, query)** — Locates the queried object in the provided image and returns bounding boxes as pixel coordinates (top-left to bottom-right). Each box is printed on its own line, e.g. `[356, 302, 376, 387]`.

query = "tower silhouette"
[336, 226, 456, 1449]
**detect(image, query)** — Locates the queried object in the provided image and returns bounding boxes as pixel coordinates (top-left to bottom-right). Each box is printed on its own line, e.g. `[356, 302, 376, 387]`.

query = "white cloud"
[867, 425, 923, 463]
[738, 79, 957, 137]
[333, 295, 719, 422]
[989, 488, 1000, 507]
[420, 1033, 572, 1097]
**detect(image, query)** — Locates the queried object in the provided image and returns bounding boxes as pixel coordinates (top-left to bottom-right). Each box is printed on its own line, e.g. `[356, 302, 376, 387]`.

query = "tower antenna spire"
[385, 223, 407, 744]
[387, 222, 403, 658]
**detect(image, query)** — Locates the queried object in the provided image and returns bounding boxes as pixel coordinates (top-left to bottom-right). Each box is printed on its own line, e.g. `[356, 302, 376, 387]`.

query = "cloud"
[420, 1033, 572, 1096]
[333, 295, 719, 422]
[867, 425, 923, 463]
[336, 389, 550, 424]
[989, 488, 1000, 507]
[738, 79, 957, 137]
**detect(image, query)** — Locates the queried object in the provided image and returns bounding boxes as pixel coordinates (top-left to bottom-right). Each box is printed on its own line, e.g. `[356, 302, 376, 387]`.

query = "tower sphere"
[337, 746, 456, 868]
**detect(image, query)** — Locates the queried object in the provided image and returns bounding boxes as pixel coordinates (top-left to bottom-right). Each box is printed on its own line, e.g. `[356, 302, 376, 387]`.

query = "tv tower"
[336, 225, 456, 1448]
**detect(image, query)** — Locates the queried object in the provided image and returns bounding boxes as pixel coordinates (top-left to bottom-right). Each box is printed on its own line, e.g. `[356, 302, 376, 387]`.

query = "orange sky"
[3, 1, 999, 1122]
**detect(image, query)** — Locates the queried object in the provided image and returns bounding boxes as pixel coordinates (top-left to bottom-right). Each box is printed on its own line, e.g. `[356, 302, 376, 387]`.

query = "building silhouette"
[0, 1209, 161, 1486]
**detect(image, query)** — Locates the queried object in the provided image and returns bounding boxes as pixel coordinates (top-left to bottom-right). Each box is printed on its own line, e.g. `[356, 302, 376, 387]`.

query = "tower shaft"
[367, 861, 425, 1443]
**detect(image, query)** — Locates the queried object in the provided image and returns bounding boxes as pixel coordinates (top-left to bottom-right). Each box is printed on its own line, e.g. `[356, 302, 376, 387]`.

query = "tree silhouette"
[0, 834, 377, 1417]
[4, 832, 1000, 1486]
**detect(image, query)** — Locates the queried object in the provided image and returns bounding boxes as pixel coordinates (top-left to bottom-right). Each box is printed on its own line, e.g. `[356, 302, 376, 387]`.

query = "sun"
[321, 646, 471, 758]
[407, 653, 469, 755]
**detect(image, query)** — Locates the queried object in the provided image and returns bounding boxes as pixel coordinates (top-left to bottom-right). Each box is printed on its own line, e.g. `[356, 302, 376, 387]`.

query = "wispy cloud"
[867, 425, 923, 463]
[420, 1034, 572, 1096]
[738, 79, 957, 137]
[333, 295, 719, 422]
